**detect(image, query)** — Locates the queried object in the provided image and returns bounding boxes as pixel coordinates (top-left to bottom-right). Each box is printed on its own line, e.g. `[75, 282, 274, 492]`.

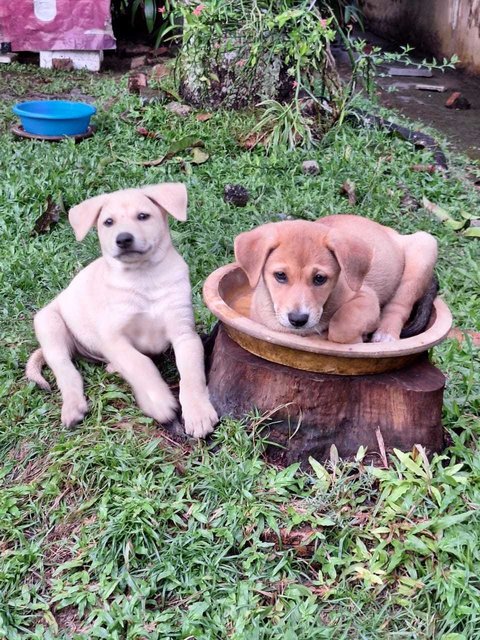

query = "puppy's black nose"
[116, 232, 134, 249]
[288, 312, 309, 327]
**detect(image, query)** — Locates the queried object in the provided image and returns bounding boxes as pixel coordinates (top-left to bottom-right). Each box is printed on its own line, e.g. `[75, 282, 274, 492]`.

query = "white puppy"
[26, 183, 218, 438]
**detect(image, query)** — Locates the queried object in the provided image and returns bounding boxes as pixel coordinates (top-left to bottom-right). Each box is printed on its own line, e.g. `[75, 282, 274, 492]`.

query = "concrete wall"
[360, 0, 480, 74]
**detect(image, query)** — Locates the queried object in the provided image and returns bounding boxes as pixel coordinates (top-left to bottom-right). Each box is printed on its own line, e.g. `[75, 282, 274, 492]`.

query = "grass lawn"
[0, 63, 479, 639]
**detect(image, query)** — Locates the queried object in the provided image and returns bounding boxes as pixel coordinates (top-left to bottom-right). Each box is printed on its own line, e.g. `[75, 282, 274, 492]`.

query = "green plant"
[253, 99, 315, 150]
[111, 0, 165, 35]
[338, 36, 459, 104]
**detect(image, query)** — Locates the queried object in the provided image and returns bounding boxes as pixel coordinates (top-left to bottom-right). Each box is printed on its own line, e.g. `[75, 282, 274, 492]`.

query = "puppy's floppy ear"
[325, 230, 372, 292]
[141, 183, 188, 221]
[68, 194, 107, 242]
[234, 224, 279, 288]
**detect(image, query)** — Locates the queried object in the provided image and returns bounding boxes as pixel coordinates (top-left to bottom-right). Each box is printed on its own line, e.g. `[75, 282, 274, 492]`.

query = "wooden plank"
[388, 66, 433, 77]
[415, 83, 446, 92]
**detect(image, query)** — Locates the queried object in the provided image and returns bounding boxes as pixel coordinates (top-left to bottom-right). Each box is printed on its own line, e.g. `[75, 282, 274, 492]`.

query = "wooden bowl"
[203, 263, 453, 375]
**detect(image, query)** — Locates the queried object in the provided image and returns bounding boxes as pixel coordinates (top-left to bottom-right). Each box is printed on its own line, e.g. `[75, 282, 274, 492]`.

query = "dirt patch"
[6, 450, 51, 487]
[54, 606, 90, 636]
[333, 32, 480, 159]
[7, 439, 34, 462]
[42, 514, 96, 583]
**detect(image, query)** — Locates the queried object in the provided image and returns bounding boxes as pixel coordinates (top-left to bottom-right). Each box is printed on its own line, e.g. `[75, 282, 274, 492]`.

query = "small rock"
[149, 46, 169, 58]
[151, 63, 169, 80]
[470, 219, 480, 227]
[165, 102, 192, 117]
[445, 91, 471, 109]
[52, 57, 74, 71]
[139, 87, 167, 106]
[275, 213, 293, 221]
[119, 43, 151, 57]
[302, 160, 320, 175]
[130, 55, 147, 70]
[224, 184, 250, 207]
[0, 52, 18, 64]
[128, 72, 148, 94]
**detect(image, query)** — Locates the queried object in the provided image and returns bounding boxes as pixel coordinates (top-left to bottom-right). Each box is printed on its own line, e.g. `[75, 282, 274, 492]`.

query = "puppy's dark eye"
[137, 212, 150, 221]
[103, 218, 114, 227]
[274, 271, 288, 283]
[313, 274, 327, 286]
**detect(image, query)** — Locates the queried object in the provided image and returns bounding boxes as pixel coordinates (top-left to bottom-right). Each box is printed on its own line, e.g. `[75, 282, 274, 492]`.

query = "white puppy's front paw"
[61, 395, 89, 428]
[371, 330, 398, 343]
[139, 388, 178, 425]
[182, 395, 218, 439]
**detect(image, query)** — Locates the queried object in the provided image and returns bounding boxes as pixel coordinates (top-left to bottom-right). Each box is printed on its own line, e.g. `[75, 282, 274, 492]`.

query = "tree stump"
[179, 35, 293, 109]
[208, 324, 445, 466]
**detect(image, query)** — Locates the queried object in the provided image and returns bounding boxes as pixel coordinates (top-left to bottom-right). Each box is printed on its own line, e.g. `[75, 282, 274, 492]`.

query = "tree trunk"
[208, 324, 445, 466]
[178, 34, 294, 109]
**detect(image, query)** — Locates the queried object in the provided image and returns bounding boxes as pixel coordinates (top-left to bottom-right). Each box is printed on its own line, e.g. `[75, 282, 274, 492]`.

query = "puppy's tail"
[26, 348, 51, 392]
[400, 276, 439, 339]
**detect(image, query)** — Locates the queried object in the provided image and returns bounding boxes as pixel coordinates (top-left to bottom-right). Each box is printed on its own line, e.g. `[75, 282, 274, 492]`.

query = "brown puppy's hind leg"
[372, 231, 438, 343]
[328, 289, 380, 344]
[33, 306, 88, 427]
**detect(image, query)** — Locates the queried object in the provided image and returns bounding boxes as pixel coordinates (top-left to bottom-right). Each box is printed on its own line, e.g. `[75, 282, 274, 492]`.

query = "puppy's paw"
[61, 396, 89, 428]
[139, 388, 178, 425]
[371, 330, 398, 343]
[327, 326, 363, 344]
[182, 395, 218, 439]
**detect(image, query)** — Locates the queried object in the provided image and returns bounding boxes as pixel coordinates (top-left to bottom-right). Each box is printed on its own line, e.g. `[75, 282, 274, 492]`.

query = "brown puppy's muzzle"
[287, 311, 309, 328]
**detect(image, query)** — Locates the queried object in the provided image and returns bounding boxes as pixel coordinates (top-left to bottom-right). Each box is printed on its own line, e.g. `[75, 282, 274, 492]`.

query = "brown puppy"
[234, 215, 437, 344]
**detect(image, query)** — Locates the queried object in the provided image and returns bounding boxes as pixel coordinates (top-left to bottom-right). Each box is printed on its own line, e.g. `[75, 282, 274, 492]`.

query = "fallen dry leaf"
[32, 196, 64, 236]
[191, 147, 209, 164]
[422, 197, 466, 230]
[196, 113, 213, 122]
[142, 136, 205, 167]
[412, 164, 436, 173]
[239, 130, 269, 150]
[448, 328, 480, 346]
[119, 110, 141, 125]
[136, 126, 161, 140]
[340, 179, 357, 205]
[261, 527, 318, 557]
[375, 427, 389, 468]
[463, 226, 480, 238]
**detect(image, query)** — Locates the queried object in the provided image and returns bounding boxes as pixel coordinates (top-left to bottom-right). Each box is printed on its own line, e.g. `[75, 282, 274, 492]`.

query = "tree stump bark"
[178, 35, 293, 109]
[208, 324, 445, 466]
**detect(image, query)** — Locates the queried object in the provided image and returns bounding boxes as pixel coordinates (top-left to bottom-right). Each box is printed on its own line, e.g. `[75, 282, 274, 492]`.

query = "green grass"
[0, 63, 479, 639]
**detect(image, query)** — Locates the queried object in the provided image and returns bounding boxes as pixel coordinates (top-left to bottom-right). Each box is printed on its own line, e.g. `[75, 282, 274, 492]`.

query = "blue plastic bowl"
[12, 100, 96, 136]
